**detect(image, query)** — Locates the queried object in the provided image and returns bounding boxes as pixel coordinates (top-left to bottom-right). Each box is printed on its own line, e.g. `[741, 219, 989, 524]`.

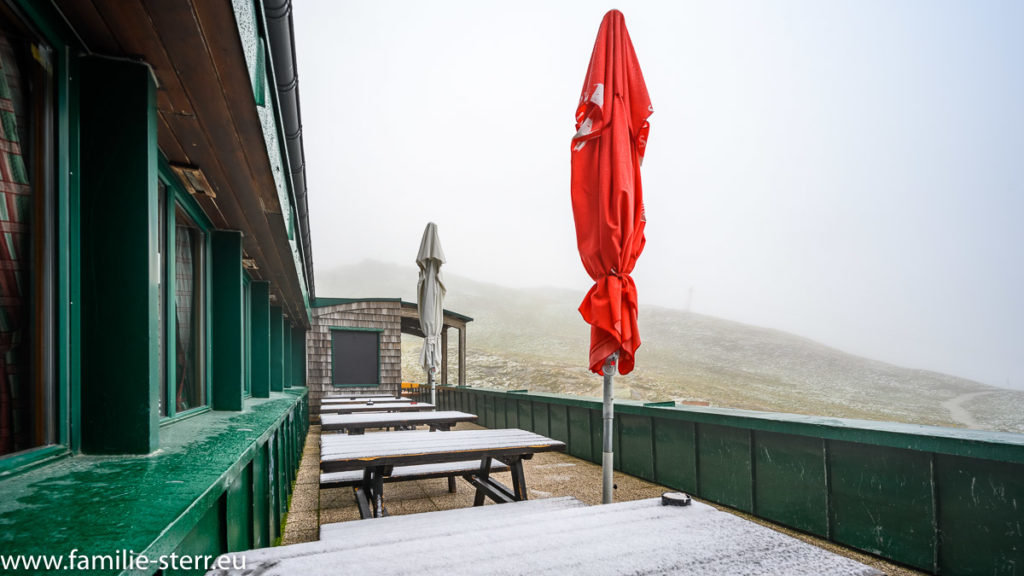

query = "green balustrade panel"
[253, 442, 269, 549]
[619, 413, 655, 480]
[829, 440, 934, 571]
[517, 400, 534, 432]
[591, 410, 605, 467]
[166, 496, 226, 576]
[505, 397, 519, 428]
[567, 406, 593, 461]
[226, 463, 253, 552]
[533, 402, 550, 437]
[268, 433, 280, 542]
[549, 404, 569, 445]
[439, 385, 1024, 575]
[753, 431, 827, 536]
[935, 454, 1024, 575]
[494, 397, 507, 428]
[653, 417, 696, 491]
[697, 423, 753, 512]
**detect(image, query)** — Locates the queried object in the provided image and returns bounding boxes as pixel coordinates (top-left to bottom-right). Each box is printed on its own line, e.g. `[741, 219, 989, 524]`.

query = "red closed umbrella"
[570, 9, 651, 503]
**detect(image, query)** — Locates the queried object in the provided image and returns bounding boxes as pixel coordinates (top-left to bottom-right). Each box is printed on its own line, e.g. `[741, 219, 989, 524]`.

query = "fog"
[294, 0, 1024, 390]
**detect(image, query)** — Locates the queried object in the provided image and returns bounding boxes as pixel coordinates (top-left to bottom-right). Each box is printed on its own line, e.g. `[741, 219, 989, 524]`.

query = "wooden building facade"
[0, 0, 313, 573]
[308, 298, 472, 415]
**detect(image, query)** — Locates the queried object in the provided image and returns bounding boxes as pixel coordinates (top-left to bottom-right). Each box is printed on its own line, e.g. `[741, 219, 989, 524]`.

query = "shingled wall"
[307, 301, 403, 416]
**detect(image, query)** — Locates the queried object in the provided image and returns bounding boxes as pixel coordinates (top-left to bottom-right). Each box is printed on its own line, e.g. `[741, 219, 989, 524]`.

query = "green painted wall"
[270, 306, 283, 392]
[78, 55, 159, 454]
[211, 231, 244, 410]
[443, 386, 1024, 574]
[283, 323, 292, 388]
[292, 329, 306, 386]
[250, 282, 270, 397]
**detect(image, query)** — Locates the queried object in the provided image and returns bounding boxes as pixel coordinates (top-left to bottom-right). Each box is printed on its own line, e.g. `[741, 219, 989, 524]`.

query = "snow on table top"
[319, 496, 584, 541]
[319, 402, 435, 414]
[323, 393, 396, 399]
[321, 397, 413, 404]
[319, 428, 565, 470]
[320, 410, 477, 431]
[208, 498, 881, 576]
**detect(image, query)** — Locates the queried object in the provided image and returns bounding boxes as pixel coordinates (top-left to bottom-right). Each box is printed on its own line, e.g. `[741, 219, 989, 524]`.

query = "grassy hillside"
[318, 260, 1024, 433]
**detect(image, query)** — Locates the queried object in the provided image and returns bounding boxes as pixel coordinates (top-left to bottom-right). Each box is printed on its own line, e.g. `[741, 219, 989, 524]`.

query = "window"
[158, 166, 211, 420]
[158, 181, 168, 416]
[330, 329, 380, 388]
[174, 206, 205, 412]
[0, 8, 55, 457]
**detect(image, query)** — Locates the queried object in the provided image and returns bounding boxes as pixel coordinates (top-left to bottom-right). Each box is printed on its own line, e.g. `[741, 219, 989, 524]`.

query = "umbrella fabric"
[571, 9, 652, 375]
[416, 222, 446, 375]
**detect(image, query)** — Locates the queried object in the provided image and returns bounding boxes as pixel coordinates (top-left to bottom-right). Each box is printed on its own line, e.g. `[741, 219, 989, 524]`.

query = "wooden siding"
[308, 302, 404, 415]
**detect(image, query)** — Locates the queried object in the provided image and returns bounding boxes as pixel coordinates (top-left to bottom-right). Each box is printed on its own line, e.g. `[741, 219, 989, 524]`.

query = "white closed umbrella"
[416, 222, 446, 405]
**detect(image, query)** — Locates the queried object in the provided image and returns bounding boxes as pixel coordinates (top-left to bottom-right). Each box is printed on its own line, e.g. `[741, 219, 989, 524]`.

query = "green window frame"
[328, 327, 381, 389]
[158, 158, 213, 422]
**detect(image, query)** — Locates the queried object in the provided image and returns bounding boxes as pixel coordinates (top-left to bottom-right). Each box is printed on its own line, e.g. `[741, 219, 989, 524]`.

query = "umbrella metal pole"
[602, 352, 618, 505]
[429, 369, 436, 406]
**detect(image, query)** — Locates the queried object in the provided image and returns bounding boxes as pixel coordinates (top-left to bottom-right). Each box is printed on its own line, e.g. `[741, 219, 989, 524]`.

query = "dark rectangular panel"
[330, 330, 379, 386]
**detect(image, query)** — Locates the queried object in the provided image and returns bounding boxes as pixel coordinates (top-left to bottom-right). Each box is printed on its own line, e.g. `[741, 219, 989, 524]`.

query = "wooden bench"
[320, 459, 511, 494]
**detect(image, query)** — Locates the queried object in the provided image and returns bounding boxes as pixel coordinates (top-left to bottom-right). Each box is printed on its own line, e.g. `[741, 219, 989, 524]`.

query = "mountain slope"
[317, 260, 1024, 433]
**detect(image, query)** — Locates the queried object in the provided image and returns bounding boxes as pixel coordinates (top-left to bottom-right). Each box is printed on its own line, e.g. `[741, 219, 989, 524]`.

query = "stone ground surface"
[283, 423, 924, 576]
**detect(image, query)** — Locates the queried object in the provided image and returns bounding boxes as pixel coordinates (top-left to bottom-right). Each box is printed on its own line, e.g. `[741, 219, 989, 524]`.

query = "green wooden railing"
[438, 385, 1024, 575]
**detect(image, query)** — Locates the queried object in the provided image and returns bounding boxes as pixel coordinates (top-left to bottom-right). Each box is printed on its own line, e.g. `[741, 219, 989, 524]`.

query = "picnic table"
[321, 397, 413, 405]
[319, 402, 435, 415]
[207, 497, 881, 576]
[320, 410, 478, 434]
[320, 428, 565, 518]
[323, 393, 397, 400]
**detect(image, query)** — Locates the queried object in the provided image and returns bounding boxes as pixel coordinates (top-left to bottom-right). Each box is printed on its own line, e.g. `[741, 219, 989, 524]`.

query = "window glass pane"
[174, 207, 205, 412]
[0, 14, 54, 456]
[158, 181, 167, 416]
[331, 330, 379, 386]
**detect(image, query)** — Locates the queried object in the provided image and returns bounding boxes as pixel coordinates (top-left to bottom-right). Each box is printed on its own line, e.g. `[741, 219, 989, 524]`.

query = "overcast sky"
[293, 0, 1024, 390]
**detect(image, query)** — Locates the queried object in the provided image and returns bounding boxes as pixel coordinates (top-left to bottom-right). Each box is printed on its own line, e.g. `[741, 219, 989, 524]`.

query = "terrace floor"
[284, 423, 924, 576]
